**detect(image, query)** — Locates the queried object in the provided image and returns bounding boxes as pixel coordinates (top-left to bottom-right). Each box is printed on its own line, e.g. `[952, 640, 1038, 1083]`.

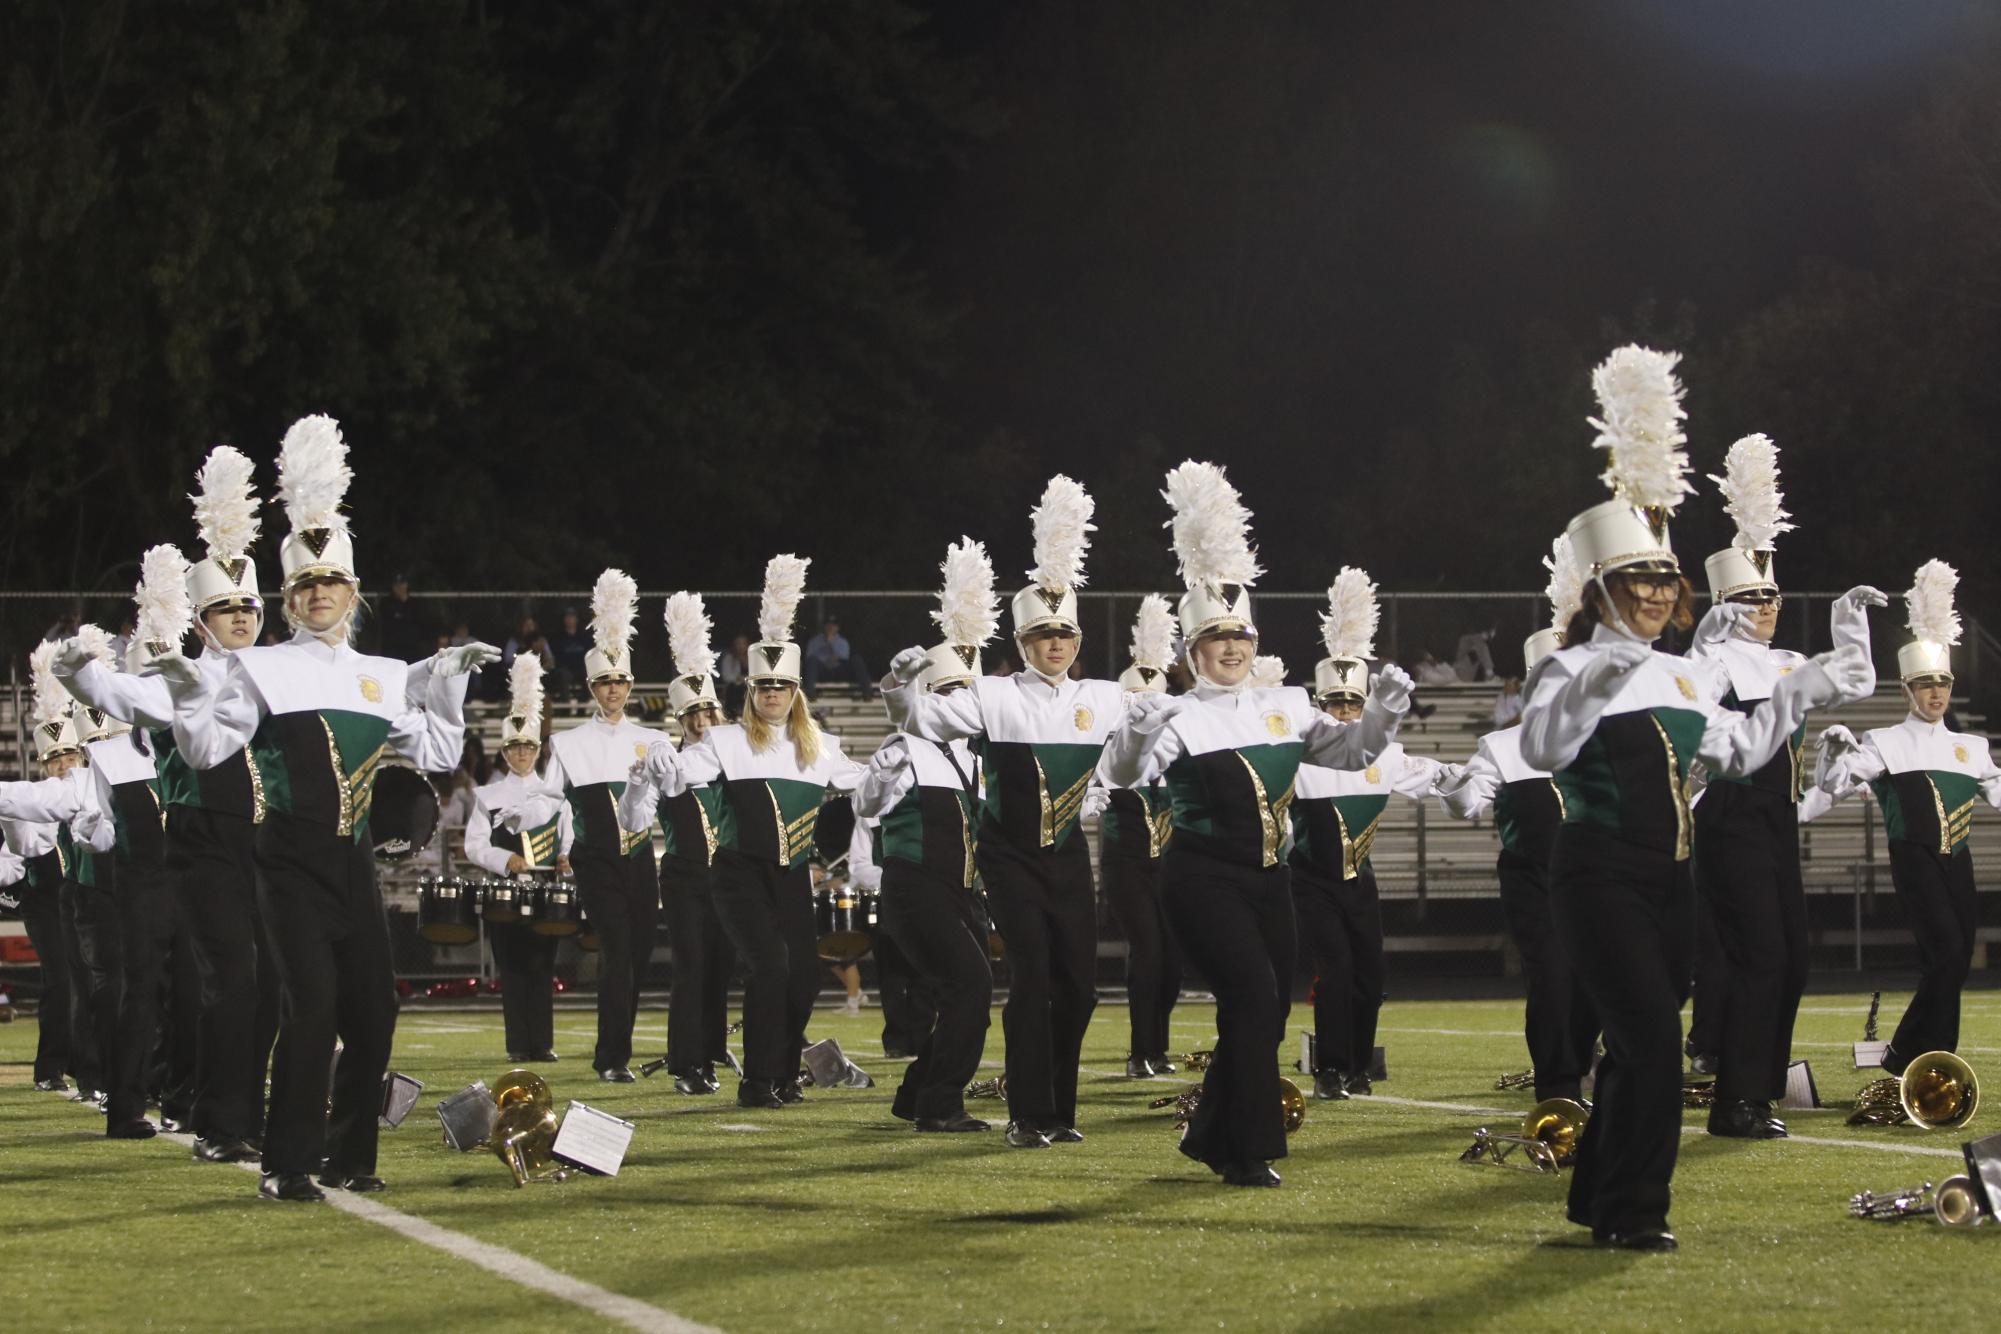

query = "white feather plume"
[1319, 566, 1379, 661]
[1130, 594, 1175, 670]
[507, 653, 545, 723]
[191, 446, 261, 559]
[135, 544, 194, 648]
[1906, 559, 1961, 646]
[1250, 654, 1287, 689]
[1163, 460, 1264, 589]
[663, 591, 717, 679]
[1544, 532, 1585, 632]
[275, 415, 352, 534]
[1709, 433, 1793, 550]
[933, 538, 999, 648]
[1027, 475, 1095, 592]
[1588, 345, 1692, 511]
[757, 554, 811, 643]
[590, 568, 638, 658]
[28, 641, 69, 727]
[73, 624, 118, 669]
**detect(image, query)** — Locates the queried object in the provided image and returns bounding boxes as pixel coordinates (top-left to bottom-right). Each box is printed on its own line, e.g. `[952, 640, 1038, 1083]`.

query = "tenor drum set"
[815, 881, 877, 964]
[418, 873, 585, 945]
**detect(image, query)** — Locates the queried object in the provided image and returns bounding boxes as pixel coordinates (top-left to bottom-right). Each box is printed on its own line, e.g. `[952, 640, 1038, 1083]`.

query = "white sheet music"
[553, 1100, 635, 1176]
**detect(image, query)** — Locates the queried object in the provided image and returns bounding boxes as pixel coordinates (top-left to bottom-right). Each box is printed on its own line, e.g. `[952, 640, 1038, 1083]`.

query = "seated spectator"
[1413, 651, 1460, 687]
[802, 617, 872, 699]
[1454, 629, 1496, 682]
[1491, 675, 1524, 727]
[548, 605, 589, 698]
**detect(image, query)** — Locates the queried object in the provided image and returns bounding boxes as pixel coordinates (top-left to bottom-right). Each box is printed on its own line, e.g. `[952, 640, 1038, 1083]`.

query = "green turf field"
[3, 989, 1996, 1332]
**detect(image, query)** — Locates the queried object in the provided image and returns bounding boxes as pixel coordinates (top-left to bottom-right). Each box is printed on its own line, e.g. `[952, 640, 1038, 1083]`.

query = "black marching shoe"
[701, 1064, 722, 1093]
[259, 1172, 326, 1203]
[673, 1072, 713, 1096]
[736, 1080, 784, 1110]
[915, 1115, 991, 1133]
[775, 1078, 805, 1105]
[1004, 1121, 1052, 1149]
[1151, 1055, 1178, 1074]
[508, 1051, 533, 1063]
[598, 1066, 637, 1084]
[318, 1171, 387, 1192]
[1125, 1055, 1155, 1077]
[193, 1135, 259, 1164]
[33, 1077, 69, 1093]
[1343, 1072, 1373, 1097]
[1684, 1038, 1718, 1076]
[1045, 1126, 1084, 1144]
[1707, 1098, 1786, 1140]
[1596, 1228, 1677, 1251]
[1221, 1161, 1281, 1188]
[107, 1119, 158, 1140]
[529, 1050, 559, 1062]
[1313, 1070, 1352, 1101]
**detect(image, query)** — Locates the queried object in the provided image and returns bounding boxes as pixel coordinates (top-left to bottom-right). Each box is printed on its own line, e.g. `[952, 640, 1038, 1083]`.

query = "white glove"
[1797, 643, 1873, 710]
[641, 737, 677, 783]
[1368, 664, 1414, 713]
[627, 758, 653, 788]
[1126, 691, 1178, 734]
[140, 649, 201, 689]
[889, 646, 929, 683]
[1082, 787, 1110, 820]
[54, 637, 96, 675]
[1576, 641, 1651, 699]
[433, 641, 502, 679]
[1815, 723, 1858, 788]
[1829, 585, 1888, 653]
[1692, 601, 1754, 652]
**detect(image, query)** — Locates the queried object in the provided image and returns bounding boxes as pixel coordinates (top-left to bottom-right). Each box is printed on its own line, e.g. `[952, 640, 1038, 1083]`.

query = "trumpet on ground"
[1149, 1079, 1307, 1134]
[1460, 1098, 1590, 1174]
[966, 1074, 1007, 1100]
[1495, 1070, 1535, 1092]
[1849, 1177, 1990, 1227]
[1848, 1051, 1979, 1130]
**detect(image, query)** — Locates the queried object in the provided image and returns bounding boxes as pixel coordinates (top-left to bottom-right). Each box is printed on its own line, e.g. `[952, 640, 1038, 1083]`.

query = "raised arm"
[879, 654, 987, 742]
[1697, 645, 1871, 778]
[1299, 667, 1411, 771]
[854, 738, 914, 821]
[1435, 739, 1501, 821]
[616, 768, 662, 834]
[58, 657, 175, 731]
[389, 651, 489, 774]
[164, 653, 264, 771]
[1519, 644, 1653, 772]
[0, 771, 87, 825]
[1390, 750, 1457, 800]
[1097, 694, 1185, 790]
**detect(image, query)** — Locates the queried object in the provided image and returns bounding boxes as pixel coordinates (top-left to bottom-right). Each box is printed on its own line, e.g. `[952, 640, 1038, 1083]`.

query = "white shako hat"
[1117, 594, 1176, 693]
[1010, 475, 1094, 637]
[1165, 460, 1263, 645]
[1313, 566, 1378, 703]
[1563, 346, 1693, 586]
[1898, 559, 1960, 684]
[749, 554, 810, 686]
[664, 591, 723, 718]
[1524, 531, 1585, 672]
[584, 568, 638, 684]
[918, 538, 999, 693]
[128, 544, 194, 674]
[186, 446, 264, 616]
[1704, 432, 1792, 601]
[274, 415, 356, 592]
[500, 653, 546, 749]
[29, 641, 83, 762]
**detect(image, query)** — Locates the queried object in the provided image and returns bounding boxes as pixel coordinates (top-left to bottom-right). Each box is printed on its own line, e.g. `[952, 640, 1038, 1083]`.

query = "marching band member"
[856, 539, 996, 1133]
[1802, 561, 2001, 1072]
[655, 591, 736, 1095]
[56, 447, 278, 1163]
[160, 415, 494, 1201]
[464, 655, 572, 1063]
[540, 570, 659, 1084]
[1292, 569, 1457, 1101]
[1687, 436, 1882, 1138]
[1437, 539, 1598, 1104]
[1100, 463, 1409, 1187]
[1520, 348, 1868, 1249]
[1101, 595, 1181, 1079]
[623, 556, 864, 1109]
[880, 479, 1121, 1148]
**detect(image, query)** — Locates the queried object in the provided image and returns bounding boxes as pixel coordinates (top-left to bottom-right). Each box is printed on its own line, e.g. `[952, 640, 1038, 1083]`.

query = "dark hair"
[1564, 572, 1696, 645]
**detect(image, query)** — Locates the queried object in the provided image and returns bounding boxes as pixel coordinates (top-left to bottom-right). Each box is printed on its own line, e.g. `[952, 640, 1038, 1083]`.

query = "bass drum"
[418, 875, 480, 946]
[481, 878, 524, 924]
[816, 881, 872, 964]
[532, 880, 581, 938]
[371, 765, 440, 862]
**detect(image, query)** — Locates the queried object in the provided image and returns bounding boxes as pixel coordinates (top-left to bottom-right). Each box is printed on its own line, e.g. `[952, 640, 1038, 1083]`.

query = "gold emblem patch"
[636, 742, 651, 761]
[1955, 744, 1969, 764]
[1264, 712, 1290, 738]
[1674, 676, 1696, 701]
[1365, 765, 1381, 785]
[357, 675, 383, 703]
[1074, 706, 1094, 732]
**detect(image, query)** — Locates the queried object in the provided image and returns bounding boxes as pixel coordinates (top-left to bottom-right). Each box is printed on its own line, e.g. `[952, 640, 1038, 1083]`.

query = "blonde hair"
[744, 685, 822, 768]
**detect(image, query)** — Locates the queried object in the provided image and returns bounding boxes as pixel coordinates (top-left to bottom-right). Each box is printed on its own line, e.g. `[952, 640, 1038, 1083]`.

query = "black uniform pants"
[1101, 850, 1181, 1060]
[880, 858, 993, 1121]
[1886, 841, 1979, 1064]
[1685, 893, 1725, 1060]
[576, 848, 659, 1072]
[105, 856, 176, 1127]
[1161, 849, 1294, 1170]
[150, 892, 203, 1123]
[18, 886, 70, 1083]
[875, 929, 936, 1054]
[59, 876, 114, 1093]
[1692, 783, 1808, 1102]
[491, 921, 557, 1056]
[255, 816, 398, 1178]
[709, 851, 818, 1085]
[167, 806, 276, 1143]
[980, 834, 1098, 1131]
[1550, 823, 1692, 1237]
[661, 854, 736, 1075]
[1291, 861, 1384, 1076]
[1496, 849, 1599, 1101]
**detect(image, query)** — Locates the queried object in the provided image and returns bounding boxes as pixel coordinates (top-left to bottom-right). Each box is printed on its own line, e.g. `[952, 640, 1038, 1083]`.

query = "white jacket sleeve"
[1519, 647, 1655, 772]
[558, 800, 575, 859]
[847, 820, 882, 892]
[1435, 740, 1501, 821]
[169, 656, 265, 771]
[74, 769, 117, 852]
[1299, 692, 1403, 772]
[1097, 706, 1185, 790]
[462, 791, 516, 877]
[882, 677, 986, 742]
[616, 773, 661, 834]
[60, 658, 174, 731]
[389, 659, 469, 774]
[1390, 752, 1453, 799]
[0, 846, 23, 888]
[854, 739, 914, 821]
[0, 772, 88, 825]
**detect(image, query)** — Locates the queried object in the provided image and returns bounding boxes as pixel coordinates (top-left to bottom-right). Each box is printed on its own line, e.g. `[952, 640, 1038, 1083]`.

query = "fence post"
[1414, 800, 1428, 916]
[1862, 798, 1876, 903]
[1852, 863, 1864, 973]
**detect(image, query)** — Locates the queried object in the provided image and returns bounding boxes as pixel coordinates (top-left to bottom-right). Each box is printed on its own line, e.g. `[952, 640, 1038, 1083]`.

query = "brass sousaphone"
[1460, 1097, 1590, 1174]
[1848, 1050, 1979, 1130]
[489, 1068, 568, 1187]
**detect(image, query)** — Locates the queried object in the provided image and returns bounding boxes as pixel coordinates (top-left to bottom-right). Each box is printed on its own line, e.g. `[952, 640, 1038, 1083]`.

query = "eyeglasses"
[1620, 574, 1680, 602]
[1728, 593, 1784, 609]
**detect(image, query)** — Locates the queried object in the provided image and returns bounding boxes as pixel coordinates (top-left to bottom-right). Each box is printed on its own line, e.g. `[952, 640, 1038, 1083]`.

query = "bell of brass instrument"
[1848, 1050, 1979, 1129]
[1933, 1175, 1991, 1227]
[1278, 1076, 1306, 1134]
[491, 1100, 566, 1187]
[1495, 1070, 1535, 1092]
[965, 1074, 1008, 1100]
[492, 1067, 552, 1112]
[1149, 1078, 1305, 1134]
[1460, 1097, 1590, 1174]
